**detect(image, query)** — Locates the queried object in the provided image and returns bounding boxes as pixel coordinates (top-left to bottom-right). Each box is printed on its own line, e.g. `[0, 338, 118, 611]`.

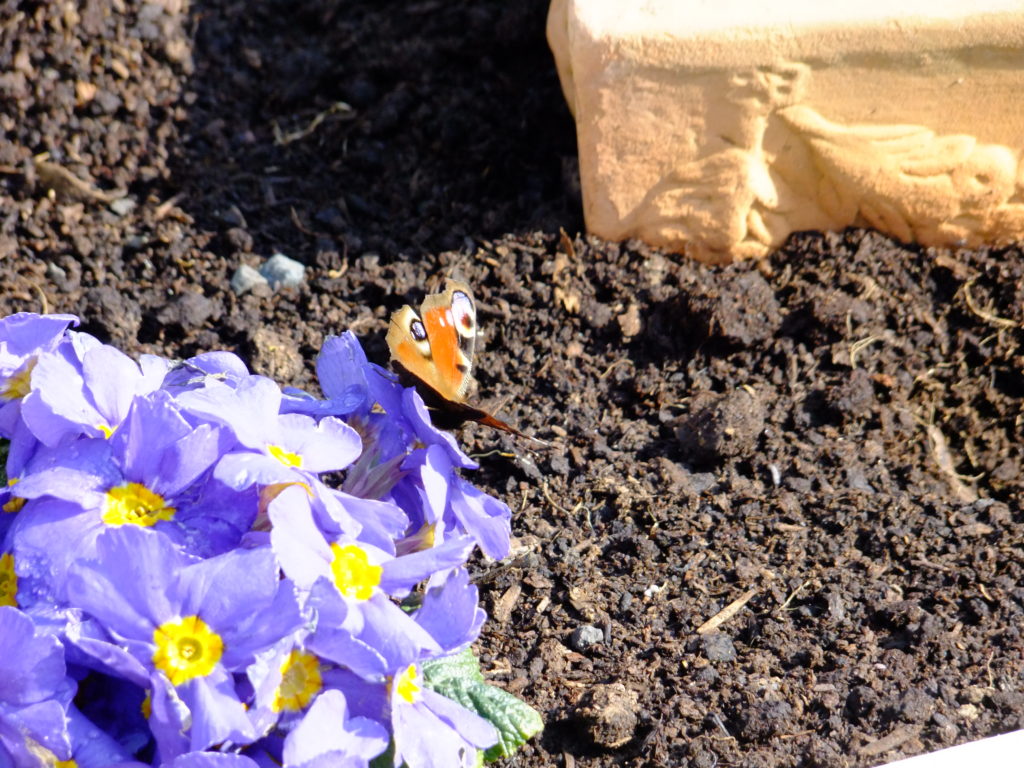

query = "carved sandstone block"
[547, 0, 1024, 263]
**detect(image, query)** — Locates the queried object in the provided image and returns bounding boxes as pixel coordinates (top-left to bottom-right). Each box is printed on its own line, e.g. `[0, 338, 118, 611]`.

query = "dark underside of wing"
[393, 362, 527, 437]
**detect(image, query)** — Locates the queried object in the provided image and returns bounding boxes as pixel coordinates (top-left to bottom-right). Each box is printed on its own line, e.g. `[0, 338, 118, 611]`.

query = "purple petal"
[213, 451, 304, 490]
[67, 527, 193, 640]
[379, 536, 475, 597]
[391, 697, 472, 768]
[20, 352, 101, 445]
[282, 415, 362, 474]
[307, 587, 440, 678]
[161, 352, 251, 394]
[283, 689, 388, 766]
[268, 486, 333, 589]
[329, 492, 407, 554]
[0, 313, 77, 362]
[67, 705, 139, 766]
[9, 498, 103, 606]
[12, 437, 114, 503]
[175, 547, 301, 665]
[168, 753, 261, 768]
[0, 607, 67, 705]
[182, 671, 257, 751]
[401, 389, 478, 470]
[449, 477, 511, 560]
[421, 687, 498, 748]
[315, 333, 371, 414]
[176, 376, 281, 449]
[414, 569, 486, 652]
[420, 444, 452, 522]
[0, 699, 72, 762]
[82, 345, 152, 428]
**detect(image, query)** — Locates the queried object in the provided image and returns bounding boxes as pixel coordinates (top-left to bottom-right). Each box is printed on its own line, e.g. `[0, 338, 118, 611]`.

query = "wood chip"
[492, 582, 521, 624]
[696, 589, 757, 635]
[857, 725, 920, 757]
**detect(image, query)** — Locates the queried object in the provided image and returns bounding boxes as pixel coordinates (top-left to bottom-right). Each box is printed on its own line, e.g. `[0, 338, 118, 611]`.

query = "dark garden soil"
[2, 1, 1023, 766]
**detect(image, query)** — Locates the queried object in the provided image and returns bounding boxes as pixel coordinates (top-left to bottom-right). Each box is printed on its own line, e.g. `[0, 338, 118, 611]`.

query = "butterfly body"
[386, 280, 532, 439]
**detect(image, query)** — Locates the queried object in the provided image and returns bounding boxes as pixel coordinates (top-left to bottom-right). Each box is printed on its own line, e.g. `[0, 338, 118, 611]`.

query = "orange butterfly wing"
[386, 280, 544, 443]
[386, 281, 476, 403]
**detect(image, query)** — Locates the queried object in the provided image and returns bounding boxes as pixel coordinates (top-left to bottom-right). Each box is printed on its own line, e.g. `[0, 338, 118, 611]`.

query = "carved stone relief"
[616, 62, 1024, 263]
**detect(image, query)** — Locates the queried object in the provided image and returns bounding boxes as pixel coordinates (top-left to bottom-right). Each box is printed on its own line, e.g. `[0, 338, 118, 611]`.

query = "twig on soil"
[709, 713, 734, 740]
[960, 279, 1018, 329]
[540, 480, 582, 517]
[598, 358, 630, 380]
[272, 101, 354, 146]
[468, 449, 516, 461]
[33, 284, 49, 315]
[911, 557, 951, 572]
[153, 193, 185, 222]
[848, 334, 880, 368]
[696, 589, 757, 635]
[778, 579, 813, 612]
[857, 725, 920, 757]
[924, 423, 978, 503]
[289, 206, 315, 236]
[33, 154, 125, 204]
[558, 227, 576, 262]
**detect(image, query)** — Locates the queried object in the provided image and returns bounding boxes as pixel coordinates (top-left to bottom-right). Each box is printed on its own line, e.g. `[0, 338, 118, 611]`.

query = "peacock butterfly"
[386, 279, 539, 441]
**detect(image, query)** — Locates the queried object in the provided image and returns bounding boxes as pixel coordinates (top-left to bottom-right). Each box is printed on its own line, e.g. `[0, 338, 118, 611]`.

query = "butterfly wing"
[386, 280, 477, 403]
[386, 280, 544, 443]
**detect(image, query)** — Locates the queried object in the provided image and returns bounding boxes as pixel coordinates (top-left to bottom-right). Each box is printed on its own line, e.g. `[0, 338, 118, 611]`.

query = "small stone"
[224, 226, 253, 252]
[46, 262, 67, 282]
[573, 683, 639, 749]
[259, 252, 306, 289]
[548, 454, 571, 475]
[702, 632, 736, 663]
[736, 699, 793, 741]
[231, 264, 269, 295]
[897, 686, 936, 723]
[569, 624, 604, 651]
[617, 303, 642, 338]
[156, 292, 216, 330]
[957, 703, 979, 720]
[217, 205, 247, 228]
[109, 197, 136, 216]
[675, 388, 766, 465]
[314, 206, 347, 232]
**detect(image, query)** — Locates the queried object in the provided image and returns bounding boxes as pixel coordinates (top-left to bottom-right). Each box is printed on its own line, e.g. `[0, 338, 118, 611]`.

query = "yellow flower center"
[0, 553, 17, 607]
[55, 760, 77, 768]
[272, 650, 323, 712]
[268, 444, 302, 468]
[152, 615, 223, 686]
[329, 543, 382, 601]
[102, 483, 175, 527]
[402, 522, 436, 553]
[97, 422, 115, 439]
[3, 478, 24, 514]
[392, 663, 421, 704]
[0, 359, 36, 401]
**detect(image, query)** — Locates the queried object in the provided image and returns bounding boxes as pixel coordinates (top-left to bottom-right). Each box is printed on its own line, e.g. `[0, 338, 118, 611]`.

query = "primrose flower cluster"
[0, 312, 519, 768]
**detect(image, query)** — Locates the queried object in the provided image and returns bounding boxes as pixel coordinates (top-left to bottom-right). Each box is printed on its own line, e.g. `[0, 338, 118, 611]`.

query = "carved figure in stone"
[620, 61, 1024, 262]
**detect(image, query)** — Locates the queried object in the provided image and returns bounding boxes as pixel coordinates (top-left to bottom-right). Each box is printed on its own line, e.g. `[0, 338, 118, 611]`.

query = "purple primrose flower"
[66, 526, 304, 758]
[0, 606, 74, 765]
[0, 314, 534, 767]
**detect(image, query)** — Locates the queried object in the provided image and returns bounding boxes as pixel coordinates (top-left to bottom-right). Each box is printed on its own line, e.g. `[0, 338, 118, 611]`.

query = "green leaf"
[422, 647, 544, 763]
